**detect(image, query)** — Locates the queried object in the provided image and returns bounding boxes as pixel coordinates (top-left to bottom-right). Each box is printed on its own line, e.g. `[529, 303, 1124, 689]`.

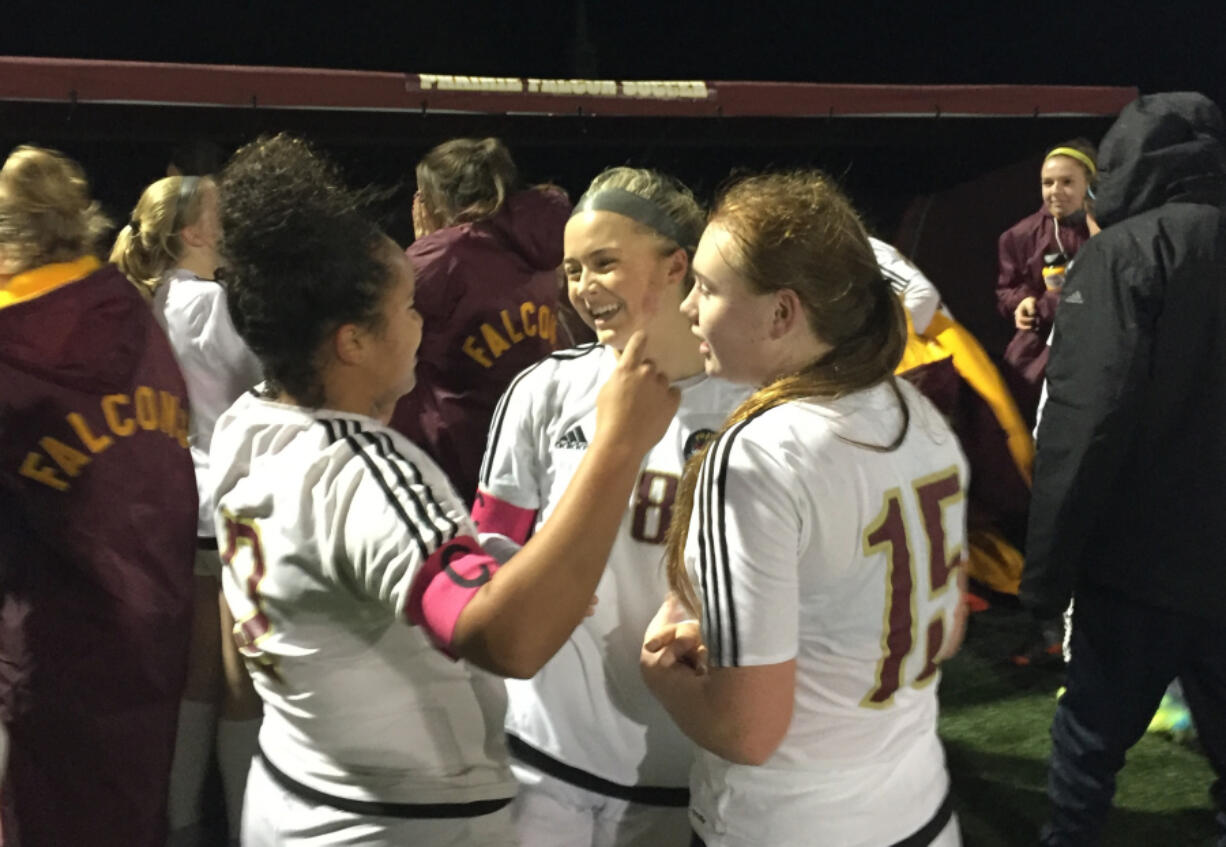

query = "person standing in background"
[1021, 92, 1226, 846]
[112, 173, 264, 847]
[391, 138, 570, 505]
[0, 145, 197, 847]
[996, 140, 1097, 425]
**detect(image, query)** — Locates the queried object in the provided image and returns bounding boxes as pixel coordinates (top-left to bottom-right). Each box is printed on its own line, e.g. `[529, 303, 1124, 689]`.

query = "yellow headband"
[1045, 147, 1097, 177]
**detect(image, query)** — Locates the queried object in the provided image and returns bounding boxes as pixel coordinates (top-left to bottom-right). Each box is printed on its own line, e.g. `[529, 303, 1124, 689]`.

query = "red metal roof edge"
[0, 57, 1139, 118]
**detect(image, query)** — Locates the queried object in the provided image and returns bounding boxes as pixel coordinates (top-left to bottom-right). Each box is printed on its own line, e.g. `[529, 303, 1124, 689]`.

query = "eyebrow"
[564, 246, 620, 265]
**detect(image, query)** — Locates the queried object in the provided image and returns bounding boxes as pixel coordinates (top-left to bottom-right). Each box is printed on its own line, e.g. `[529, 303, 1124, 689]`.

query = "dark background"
[5, 0, 1222, 212]
[3, 0, 1222, 351]
[6, 1, 1222, 99]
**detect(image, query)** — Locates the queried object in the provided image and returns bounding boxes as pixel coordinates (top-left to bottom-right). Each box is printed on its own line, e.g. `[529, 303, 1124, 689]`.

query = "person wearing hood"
[1021, 93, 1226, 846]
[996, 139, 1098, 426]
[390, 137, 571, 505]
[0, 146, 197, 846]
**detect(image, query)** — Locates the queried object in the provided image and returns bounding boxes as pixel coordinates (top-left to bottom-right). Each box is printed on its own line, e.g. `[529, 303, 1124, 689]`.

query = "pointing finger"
[619, 331, 648, 369]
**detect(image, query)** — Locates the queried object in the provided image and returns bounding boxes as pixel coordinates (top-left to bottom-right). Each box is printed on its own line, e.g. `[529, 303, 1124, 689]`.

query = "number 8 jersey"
[685, 378, 968, 847]
[474, 343, 749, 790]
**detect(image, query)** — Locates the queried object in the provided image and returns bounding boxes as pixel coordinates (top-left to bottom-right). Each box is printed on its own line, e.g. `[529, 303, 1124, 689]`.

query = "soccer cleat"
[1007, 617, 1065, 667]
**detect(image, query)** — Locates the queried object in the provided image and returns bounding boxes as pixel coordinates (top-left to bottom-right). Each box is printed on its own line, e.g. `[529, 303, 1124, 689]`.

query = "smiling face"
[563, 210, 682, 351]
[682, 223, 780, 385]
[1041, 155, 1090, 220]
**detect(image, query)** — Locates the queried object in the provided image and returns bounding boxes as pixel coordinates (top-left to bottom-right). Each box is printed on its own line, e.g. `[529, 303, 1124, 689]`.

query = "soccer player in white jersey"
[473, 167, 748, 847]
[209, 135, 680, 847]
[642, 171, 970, 847]
[113, 173, 264, 847]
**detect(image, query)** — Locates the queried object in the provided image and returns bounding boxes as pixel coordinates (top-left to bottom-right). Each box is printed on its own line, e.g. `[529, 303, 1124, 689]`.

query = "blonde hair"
[581, 166, 706, 288]
[0, 145, 111, 275]
[415, 137, 518, 227]
[665, 171, 909, 613]
[110, 175, 212, 295]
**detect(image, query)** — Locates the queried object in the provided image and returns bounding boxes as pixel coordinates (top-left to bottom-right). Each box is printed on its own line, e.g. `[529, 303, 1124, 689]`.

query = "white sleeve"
[189, 286, 263, 401]
[326, 428, 483, 622]
[872, 238, 942, 335]
[169, 285, 263, 540]
[472, 360, 551, 548]
[689, 419, 806, 668]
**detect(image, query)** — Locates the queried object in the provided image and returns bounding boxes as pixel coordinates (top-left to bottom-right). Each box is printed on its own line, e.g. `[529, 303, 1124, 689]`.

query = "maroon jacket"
[0, 261, 196, 847]
[996, 208, 1092, 423]
[996, 207, 1092, 329]
[391, 187, 570, 504]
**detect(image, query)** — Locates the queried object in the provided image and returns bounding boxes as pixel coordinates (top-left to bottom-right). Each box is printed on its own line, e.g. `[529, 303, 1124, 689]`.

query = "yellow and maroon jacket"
[897, 309, 1033, 595]
[0, 259, 197, 846]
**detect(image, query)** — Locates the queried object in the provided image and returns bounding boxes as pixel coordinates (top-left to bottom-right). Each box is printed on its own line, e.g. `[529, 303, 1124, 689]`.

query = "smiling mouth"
[588, 303, 621, 322]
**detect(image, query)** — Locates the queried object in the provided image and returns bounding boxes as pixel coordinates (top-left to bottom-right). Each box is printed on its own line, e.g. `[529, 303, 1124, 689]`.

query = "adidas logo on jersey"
[555, 425, 589, 450]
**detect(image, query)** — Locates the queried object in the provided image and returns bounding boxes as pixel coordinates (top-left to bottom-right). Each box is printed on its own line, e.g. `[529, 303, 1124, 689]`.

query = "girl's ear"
[769, 288, 806, 340]
[180, 220, 207, 249]
[663, 247, 689, 287]
[332, 322, 366, 366]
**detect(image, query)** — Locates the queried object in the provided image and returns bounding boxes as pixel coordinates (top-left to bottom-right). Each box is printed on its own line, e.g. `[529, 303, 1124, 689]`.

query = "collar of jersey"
[0, 255, 101, 310]
[599, 343, 710, 390]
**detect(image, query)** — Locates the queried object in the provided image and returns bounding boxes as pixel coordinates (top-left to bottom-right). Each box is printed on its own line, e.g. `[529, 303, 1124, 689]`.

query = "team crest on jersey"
[683, 429, 717, 461]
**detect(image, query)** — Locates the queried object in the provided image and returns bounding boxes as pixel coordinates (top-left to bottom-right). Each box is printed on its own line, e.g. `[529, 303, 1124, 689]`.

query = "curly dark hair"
[219, 134, 392, 407]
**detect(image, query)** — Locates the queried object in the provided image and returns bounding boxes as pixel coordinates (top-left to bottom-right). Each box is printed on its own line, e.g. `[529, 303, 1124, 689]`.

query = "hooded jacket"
[1021, 93, 1226, 621]
[0, 260, 197, 845]
[391, 187, 570, 505]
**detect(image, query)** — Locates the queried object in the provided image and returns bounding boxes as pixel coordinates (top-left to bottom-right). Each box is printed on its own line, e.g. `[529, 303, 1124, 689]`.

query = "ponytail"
[665, 171, 910, 614]
[415, 137, 518, 227]
[110, 175, 209, 295]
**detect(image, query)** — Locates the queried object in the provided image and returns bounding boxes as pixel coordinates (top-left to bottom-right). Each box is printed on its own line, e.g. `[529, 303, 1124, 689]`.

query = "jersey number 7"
[861, 466, 963, 708]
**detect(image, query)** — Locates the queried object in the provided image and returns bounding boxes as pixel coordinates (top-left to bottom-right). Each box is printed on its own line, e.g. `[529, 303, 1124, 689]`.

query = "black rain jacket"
[1021, 92, 1226, 621]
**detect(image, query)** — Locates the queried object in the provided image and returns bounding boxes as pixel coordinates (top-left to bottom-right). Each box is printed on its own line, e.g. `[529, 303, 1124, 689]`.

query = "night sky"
[5, 0, 1225, 106]
[4, 0, 1222, 350]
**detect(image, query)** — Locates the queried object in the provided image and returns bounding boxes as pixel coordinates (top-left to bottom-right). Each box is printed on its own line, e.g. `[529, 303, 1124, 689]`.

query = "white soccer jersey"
[871, 237, 945, 334]
[474, 344, 749, 790]
[154, 269, 263, 538]
[685, 379, 968, 847]
[210, 392, 515, 807]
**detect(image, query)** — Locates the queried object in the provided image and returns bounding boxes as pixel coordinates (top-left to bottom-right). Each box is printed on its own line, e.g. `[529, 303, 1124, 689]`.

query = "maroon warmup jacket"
[391, 187, 571, 504]
[996, 208, 1091, 423]
[0, 259, 196, 847]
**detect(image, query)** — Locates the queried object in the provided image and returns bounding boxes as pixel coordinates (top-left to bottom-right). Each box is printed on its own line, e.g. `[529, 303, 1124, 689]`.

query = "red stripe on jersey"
[471, 489, 536, 545]
[406, 534, 499, 657]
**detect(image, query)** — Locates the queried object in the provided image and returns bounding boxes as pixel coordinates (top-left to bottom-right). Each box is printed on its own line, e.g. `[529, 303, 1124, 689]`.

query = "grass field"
[939, 603, 1219, 845]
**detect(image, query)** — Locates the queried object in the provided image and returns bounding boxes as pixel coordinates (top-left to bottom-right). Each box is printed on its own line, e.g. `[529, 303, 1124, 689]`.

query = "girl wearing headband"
[642, 171, 968, 846]
[112, 172, 264, 846]
[996, 139, 1099, 425]
[473, 167, 748, 846]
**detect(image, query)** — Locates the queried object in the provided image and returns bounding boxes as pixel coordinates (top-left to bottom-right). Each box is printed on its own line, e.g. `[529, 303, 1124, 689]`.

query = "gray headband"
[173, 175, 201, 230]
[571, 187, 693, 250]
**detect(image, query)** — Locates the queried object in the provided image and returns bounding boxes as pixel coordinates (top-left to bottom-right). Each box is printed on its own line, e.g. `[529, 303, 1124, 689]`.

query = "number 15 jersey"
[685, 379, 968, 847]
[475, 344, 749, 789]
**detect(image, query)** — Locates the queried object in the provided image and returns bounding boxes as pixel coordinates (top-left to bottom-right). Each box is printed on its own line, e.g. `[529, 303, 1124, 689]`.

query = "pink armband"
[471, 489, 536, 546]
[406, 535, 499, 657]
